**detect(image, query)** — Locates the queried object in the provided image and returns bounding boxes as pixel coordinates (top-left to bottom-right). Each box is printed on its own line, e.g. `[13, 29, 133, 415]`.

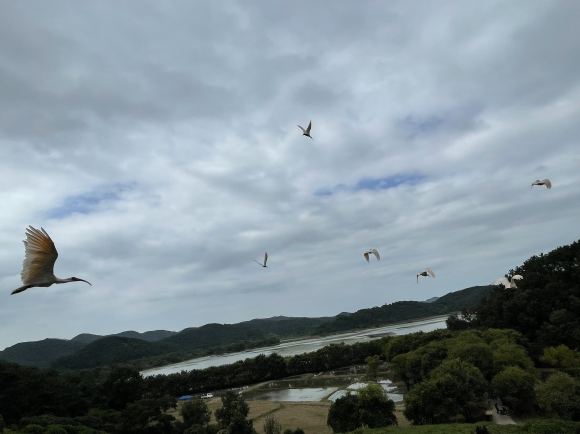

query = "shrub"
[327, 393, 361, 433]
[263, 416, 282, 434]
[492, 366, 536, 413]
[45, 426, 68, 434]
[24, 425, 45, 434]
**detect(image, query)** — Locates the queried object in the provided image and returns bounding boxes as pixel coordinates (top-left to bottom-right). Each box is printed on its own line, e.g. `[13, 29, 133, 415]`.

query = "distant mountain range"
[0, 285, 492, 370]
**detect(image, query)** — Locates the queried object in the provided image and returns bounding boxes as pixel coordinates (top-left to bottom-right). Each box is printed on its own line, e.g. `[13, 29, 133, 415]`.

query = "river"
[141, 314, 448, 377]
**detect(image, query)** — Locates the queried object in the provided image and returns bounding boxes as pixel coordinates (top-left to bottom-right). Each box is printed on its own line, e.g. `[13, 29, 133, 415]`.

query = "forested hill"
[71, 329, 177, 345]
[0, 338, 86, 369]
[313, 285, 493, 334]
[450, 239, 580, 352]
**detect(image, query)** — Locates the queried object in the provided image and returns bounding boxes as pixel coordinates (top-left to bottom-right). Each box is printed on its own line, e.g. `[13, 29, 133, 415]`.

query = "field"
[169, 398, 411, 434]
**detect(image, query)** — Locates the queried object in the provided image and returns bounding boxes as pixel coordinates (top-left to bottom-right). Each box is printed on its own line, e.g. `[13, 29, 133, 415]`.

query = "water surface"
[142, 315, 448, 377]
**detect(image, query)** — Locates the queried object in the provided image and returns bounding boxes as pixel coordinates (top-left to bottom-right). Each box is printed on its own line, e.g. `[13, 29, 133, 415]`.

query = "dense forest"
[447, 239, 580, 355]
[313, 285, 493, 334]
[0, 338, 387, 433]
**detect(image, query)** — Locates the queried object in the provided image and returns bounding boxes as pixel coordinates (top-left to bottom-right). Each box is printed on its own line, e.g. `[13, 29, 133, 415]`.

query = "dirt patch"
[251, 401, 333, 434]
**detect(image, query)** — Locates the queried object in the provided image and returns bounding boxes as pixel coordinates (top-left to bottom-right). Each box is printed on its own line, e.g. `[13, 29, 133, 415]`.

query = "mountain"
[423, 296, 440, 303]
[51, 336, 176, 370]
[237, 316, 334, 336]
[70, 329, 178, 345]
[313, 285, 493, 335]
[160, 323, 267, 351]
[0, 339, 86, 368]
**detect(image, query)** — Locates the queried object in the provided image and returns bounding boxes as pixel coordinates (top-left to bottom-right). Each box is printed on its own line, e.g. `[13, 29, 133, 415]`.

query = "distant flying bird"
[491, 275, 523, 289]
[364, 249, 380, 263]
[11, 226, 92, 295]
[254, 252, 268, 268]
[297, 121, 313, 139]
[531, 179, 551, 189]
[417, 268, 435, 284]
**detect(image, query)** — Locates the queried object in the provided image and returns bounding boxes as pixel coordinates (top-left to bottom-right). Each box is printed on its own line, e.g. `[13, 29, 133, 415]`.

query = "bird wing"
[254, 260, 263, 266]
[21, 226, 58, 285]
[371, 249, 380, 260]
[264, 252, 268, 266]
[542, 179, 551, 189]
[364, 252, 369, 263]
[512, 275, 523, 280]
[417, 274, 419, 284]
[306, 121, 312, 134]
[426, 268, 435, 278]
[531, 180, 539, 189]
[492, 277, 509, 287]
[298, 125, 306, 133]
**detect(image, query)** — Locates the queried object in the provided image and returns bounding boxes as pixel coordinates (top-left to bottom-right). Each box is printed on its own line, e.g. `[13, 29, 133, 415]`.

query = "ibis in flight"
[11, 226, 91, 295]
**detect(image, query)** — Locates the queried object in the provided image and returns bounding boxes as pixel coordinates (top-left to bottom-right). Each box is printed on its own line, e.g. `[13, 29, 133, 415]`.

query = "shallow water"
[142, 315, 448, 377]
[245, 387, 338, 402]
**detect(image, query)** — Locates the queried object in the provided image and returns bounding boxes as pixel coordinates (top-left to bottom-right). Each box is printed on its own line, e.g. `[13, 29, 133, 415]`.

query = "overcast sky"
[1, 0, 579, 350]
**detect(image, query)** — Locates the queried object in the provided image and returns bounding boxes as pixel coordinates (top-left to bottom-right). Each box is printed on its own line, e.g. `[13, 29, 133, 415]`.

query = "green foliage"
[390, 353, 411, 390]
[0, 339, 86, 369]
[365, 355, 381, 379]
[23, 425, 44, 434]
[101, 366, 144, 410]
[44, 426, 67, 434]
[492, 343, 536, 377]
[181, 399, 211, 429]
[120, 395, 177, 434]
[535, 371, 580, 420]
[283, 429, 293, 434]
[492, 366, 536, 413]
[447, 340, 493, 380]
[327, 392, 361, 433]
[315, 286, 492, 334]
[293, 429, 304, 434]
[263, 416, 283, 434]
[0, 415, 4, 433]
[214, 391, 249, 429]
[468, 240, 580, 350]
[357, 384, 397, 428]
[404, 359, 488, 424]
[541, 345, 580, 369]
[521, 419, 580, 434]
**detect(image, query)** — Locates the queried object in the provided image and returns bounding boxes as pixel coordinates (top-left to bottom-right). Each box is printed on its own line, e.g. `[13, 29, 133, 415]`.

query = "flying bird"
[254, 252, 268, 268]
[297, 121, 313, 139]
[417, 268, 435, 284]
[11, 226, 92, 295]
[364, 249, 380, 263]
[491, 275, 523, 289]
[531, 179, 551, 189]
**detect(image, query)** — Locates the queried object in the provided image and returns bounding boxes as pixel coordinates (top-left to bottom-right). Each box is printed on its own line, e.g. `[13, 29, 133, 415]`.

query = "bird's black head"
[71, 277, 92, 286]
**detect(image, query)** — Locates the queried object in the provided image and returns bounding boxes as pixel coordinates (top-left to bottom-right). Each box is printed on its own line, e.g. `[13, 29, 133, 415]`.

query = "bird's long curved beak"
[78, 279, 92, 286]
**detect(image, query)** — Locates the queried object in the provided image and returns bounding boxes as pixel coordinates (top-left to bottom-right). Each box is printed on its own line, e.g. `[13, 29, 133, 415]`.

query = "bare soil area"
[169, 399, 410, 433]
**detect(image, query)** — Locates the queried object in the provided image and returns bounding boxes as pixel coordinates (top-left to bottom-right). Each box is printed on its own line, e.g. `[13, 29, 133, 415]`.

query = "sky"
[1, 1, 579, 350]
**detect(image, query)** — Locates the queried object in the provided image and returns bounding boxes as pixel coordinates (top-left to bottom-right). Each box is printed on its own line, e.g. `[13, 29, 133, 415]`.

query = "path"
[490, 399, 516, 425]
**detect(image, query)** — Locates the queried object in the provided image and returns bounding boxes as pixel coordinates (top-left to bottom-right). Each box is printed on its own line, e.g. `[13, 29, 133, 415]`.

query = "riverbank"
[142, 314, 449, 377]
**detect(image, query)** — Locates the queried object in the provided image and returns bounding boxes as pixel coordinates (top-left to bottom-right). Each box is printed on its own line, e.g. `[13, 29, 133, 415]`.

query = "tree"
[0, 415, 4, 433]
[327, 393, 361, 433]
[404, 358, 487, 424]
[365, 355, 381, 380]
[227, 411, 254, 434]
[181, 399, 211, 429]
[263, 416, 283, 434]
[448, 341, 493, 380]
[214, 392, 250, 432]
[535, 372, 580, 420]
[390, 353, 411, 390]
[540, 345, 580, 369]
[492, 366, 536, 413]
[102, 367, 144, 410]
[492, 344, 535, 376]
[120, 395, 177, 434]
[357, 384, 397, 428]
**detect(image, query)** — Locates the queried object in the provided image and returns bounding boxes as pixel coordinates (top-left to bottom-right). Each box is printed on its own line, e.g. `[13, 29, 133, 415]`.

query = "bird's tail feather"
[11, 285, 32, 295]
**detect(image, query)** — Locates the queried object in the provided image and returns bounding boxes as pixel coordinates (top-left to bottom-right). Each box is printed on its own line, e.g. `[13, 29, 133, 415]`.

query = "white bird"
[364, 249, 380, 263]
[491, 275, 523, 289]
[297, 121, 313, 139]
[417, 268, 435, 284]
[531, 179, 551, 189]
[11, 226, 92, 295]
[254, 252, 268, 268]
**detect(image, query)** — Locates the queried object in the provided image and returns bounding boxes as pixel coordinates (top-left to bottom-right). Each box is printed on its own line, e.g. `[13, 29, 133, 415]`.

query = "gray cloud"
[0, 0, 579, 349]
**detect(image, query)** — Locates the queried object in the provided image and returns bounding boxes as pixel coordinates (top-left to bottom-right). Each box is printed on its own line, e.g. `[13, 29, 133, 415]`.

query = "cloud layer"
[1, 0, 579, 349]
